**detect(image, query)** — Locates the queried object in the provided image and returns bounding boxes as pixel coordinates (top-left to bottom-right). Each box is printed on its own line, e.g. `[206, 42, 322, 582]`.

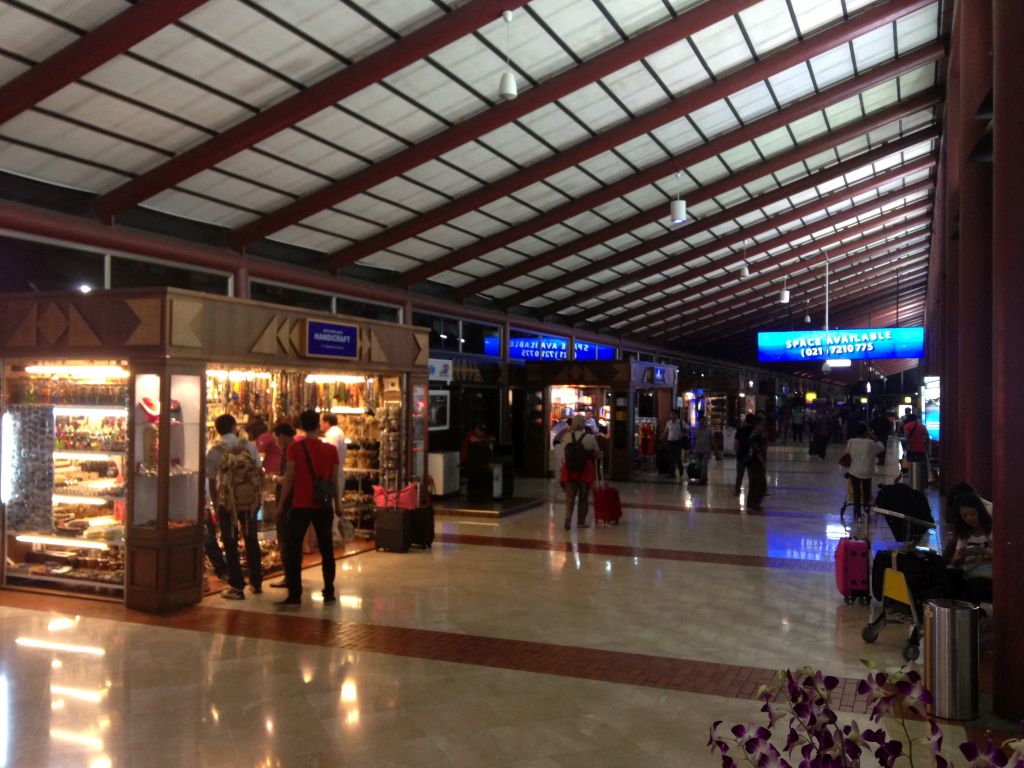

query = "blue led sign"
[306, 320, 358, 359]
[573, 341, 616, 361]
[757, 327, 924, 363]
[508, 336, 568, 360]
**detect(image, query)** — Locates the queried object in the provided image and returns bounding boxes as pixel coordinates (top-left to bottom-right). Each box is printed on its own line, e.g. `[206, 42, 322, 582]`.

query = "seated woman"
[947, 493, 993, 604]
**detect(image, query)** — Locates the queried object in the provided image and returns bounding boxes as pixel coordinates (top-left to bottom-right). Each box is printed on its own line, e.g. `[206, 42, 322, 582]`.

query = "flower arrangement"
[707, 664, 1023, 768]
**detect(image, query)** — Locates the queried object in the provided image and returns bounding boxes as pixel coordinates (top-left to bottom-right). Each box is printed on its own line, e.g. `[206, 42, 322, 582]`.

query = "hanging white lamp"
[778, 276, 790, 304]
[803, 300, 811, 323]
[738, 239, 750, 278]
[670, 171, 686, 224]
[498, 11, 517, 101]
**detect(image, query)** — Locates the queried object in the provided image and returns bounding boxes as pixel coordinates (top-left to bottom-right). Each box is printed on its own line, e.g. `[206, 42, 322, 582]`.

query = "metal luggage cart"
[861, 506, 938, 661]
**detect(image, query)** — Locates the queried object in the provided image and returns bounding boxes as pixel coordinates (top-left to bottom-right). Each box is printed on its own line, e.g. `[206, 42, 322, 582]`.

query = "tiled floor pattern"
[0, 444, 1001, 767]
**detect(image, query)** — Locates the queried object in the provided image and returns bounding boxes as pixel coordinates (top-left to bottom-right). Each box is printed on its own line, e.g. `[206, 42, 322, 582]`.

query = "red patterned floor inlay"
[0, 589, 869, 711]
[434, 532, 834, 572]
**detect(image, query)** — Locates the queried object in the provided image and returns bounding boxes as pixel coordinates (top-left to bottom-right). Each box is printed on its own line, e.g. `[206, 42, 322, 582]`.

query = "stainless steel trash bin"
[924, 599, 979, 720]
[909, 459, 928, 491]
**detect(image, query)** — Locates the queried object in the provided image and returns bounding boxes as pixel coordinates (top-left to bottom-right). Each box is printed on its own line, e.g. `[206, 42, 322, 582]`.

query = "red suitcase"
[835, 538, 870, 604]
[592, 466, 622, 525]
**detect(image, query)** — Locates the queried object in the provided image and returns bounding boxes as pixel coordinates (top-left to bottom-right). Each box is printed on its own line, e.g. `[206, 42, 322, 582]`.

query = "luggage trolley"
[861, 505, 938, 661]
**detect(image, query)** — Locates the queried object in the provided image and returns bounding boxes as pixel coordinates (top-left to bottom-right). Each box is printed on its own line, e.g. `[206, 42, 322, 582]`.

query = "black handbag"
[300, 440, 336, 510]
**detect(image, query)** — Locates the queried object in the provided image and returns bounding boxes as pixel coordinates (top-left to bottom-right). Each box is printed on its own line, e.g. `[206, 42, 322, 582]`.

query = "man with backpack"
[559, 414, 601, 531]
[206, 414, 264, 600]
[276, 409, 344, 607]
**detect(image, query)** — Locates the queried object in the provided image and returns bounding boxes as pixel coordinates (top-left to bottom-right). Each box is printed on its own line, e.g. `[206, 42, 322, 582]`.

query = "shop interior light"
[53, 407, 127, 418]
[49, 727, 104, 751]
[50, 684, 107, 704]
[51, 495, 110, 507]
[16, 534, 109, 550]
[207, 369, 273, 382]
[1, 412, 12, 504]
[16, 637, 106, 655]
[305, 374, 366, 384]
[825, 359, 852, 368]
[331, 406, 365, 415]
[25, 365, 129, 380]
[53, 452, 123, 461]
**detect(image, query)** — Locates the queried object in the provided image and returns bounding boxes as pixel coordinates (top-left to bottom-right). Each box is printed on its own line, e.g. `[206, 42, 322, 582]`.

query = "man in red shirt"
[276, 410, 343, 606]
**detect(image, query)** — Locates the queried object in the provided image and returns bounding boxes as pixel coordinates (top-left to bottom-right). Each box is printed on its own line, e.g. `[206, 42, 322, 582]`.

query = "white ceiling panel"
[755, 125, 796, 158]
[557, 83, 629, 134]
[690, 17, 751, 77]
[613, 135, 669, 169]
[87, 57, 248, 133]
[600, 0, 678, 37]
[728, 82, 777, 123]
[768, 63, 817, 105]
[358, 250, 422, 272]
[268, 225, 349, 254]
[0, 5, 81, 65]
[179, 170, 293, 214]
[256, 128, 368, 182]
[899, 65, 937, 96]
[297, 103, 409, 161]
[739, 0, 798, 57]
[370, 176, 451, 213]
[527, 0, 621, 61]
[516, 103, 593, 150]
[143, 189, 252, 228]
[686, 156, 729, 186]
[254, 0, 395, 62]
[895, 4, 940, 54]
[603, 61, 669, 116]
[645, 38, 713, 97]
[860, 80, 900, 113]
[302, 210, 384, 242]
[334, 193, 415, 227]
[209, 149, 323, 198]
[789, 0, 845, 37]
[850, 24, 896, 71]
[808, 45, 856, 90]
[381, 60, 486, 127]
[512, 181, 574, 211]
[719, 142, 763, 173]
[825, 94, 866, 128]
[649, 115, 708, 156]
[439, 142, 517, 183]
[577, 151, 635, 184]
[789, 111, 829, 142]
[543, 166, 603, 199]
[625, 184, 677, 211]
[402, 159, 483, 199]
[689, 100, 741, 140]
[336, 84, 444, 147]
[478, 123, 555, 167]
[0, 142, 125, 191]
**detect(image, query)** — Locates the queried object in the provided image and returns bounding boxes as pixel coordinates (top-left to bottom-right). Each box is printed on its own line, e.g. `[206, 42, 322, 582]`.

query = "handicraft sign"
[306, 320, 359, 359]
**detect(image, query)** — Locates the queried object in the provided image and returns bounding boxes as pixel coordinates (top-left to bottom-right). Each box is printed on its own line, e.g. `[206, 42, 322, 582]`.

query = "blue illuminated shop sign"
[573, 341, 616, 361]
[509, 336, 568, 360]
[757, 327, 924, 363]
[306, 320, 358, 359]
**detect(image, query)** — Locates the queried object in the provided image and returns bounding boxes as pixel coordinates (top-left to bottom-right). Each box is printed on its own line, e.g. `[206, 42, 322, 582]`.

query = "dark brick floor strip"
[435, 532, 834, 572]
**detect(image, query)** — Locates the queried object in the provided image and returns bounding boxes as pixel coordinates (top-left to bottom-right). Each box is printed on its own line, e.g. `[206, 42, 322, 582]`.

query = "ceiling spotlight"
[78, 284, 92, 294]
[498, 11, 517, 101]
[670, 172, 686, 224]
[778, 276, 790, 304]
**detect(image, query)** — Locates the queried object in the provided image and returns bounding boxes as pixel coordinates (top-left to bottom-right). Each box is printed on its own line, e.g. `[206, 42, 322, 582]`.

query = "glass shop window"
[1, 237, 104, 294]
[112, 257, 229, 294]
[249, 281, 332, 312]
[412, 313, 460, 353]
[336, 297, 400, 323]
[461, 320, 501, 357]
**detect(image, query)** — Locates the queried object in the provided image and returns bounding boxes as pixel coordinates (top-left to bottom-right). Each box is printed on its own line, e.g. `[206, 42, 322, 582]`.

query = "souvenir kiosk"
[0, 288, 429, 612]
[524, 361, 677, 481]
[677, 375, 742, 456]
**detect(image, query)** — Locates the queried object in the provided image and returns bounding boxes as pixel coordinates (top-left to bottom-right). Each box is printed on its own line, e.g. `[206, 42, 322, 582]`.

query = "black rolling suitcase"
[655, 447, 675, 476]
[686, 461, 701, 482]
[410, 505, 435, 549]
[375, 507, 412, 552]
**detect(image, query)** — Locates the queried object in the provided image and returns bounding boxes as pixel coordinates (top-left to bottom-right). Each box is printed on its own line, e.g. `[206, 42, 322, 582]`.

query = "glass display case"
[1, 361, 129, 596]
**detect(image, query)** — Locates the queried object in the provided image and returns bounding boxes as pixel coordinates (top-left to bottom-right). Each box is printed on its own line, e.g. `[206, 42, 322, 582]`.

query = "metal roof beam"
[225, 0, 758, 249]
[92, 0, 531, 221]
[646, 233, 931, 335]
[607, 201, 933, 334]
[324, 0, 938, 271]
[449, 73, 942, 298]
[556, 169, 936, 325]
[500, 123, 937, 311]
[0, 0, 208, 127]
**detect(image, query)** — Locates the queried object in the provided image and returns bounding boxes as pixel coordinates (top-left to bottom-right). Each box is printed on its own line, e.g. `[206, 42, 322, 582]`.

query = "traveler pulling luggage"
[592, 463, 622, 525]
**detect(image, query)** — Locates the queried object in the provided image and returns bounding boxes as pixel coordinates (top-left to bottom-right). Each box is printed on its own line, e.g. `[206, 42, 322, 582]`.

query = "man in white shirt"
[662, 409, 686, 479]
[320, 412, 347, 491]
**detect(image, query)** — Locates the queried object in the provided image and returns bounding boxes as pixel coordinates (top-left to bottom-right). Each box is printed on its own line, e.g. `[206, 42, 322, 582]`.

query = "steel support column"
[991, 0, 1024, 721]
[954, 0, 993, 497]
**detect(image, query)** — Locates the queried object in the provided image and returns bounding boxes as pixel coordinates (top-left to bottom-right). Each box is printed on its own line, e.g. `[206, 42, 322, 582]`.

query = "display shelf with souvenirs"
[1, 362, 129, 596]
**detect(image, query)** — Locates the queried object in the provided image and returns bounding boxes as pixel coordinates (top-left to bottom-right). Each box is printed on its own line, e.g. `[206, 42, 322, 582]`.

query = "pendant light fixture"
[498, 11, 517, 101]
[803, 300, 811, 324]
[670, 172, 686, 224]
[739, 239, 750, 278]
[778, 275, 790, 304]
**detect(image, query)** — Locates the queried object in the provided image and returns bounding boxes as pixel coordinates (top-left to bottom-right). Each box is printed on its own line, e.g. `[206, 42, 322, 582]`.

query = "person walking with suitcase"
[559, 414, 600, 530]
[844, 422, 885, 522]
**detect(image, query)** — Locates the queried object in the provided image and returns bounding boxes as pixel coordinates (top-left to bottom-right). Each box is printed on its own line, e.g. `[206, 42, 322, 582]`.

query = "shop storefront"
[677, 375, 742, 457]
[524, 361, 677, 481]
[0, 288, 428, 612]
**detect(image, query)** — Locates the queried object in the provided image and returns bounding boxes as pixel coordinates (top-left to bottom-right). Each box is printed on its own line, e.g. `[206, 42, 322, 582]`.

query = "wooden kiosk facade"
[0, 288, 429, 612]
[524, 361, 678, 481]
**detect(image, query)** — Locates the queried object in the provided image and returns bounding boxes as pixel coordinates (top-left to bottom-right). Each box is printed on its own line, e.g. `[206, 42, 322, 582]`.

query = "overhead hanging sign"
[306, 320, 359, 359]
[757, 327, 924, 363]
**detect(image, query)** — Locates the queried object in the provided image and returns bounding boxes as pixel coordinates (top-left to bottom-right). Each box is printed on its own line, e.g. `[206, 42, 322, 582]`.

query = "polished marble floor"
[0, 442, 995, 767]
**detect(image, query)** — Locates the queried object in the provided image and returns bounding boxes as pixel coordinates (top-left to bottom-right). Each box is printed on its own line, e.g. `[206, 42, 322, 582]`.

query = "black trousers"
[284, 507, 336, 600]
[849, 476, 871, 520]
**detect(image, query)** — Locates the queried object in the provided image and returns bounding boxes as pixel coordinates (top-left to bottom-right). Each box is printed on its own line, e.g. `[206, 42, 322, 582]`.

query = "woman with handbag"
[843, 422, 885, 523]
